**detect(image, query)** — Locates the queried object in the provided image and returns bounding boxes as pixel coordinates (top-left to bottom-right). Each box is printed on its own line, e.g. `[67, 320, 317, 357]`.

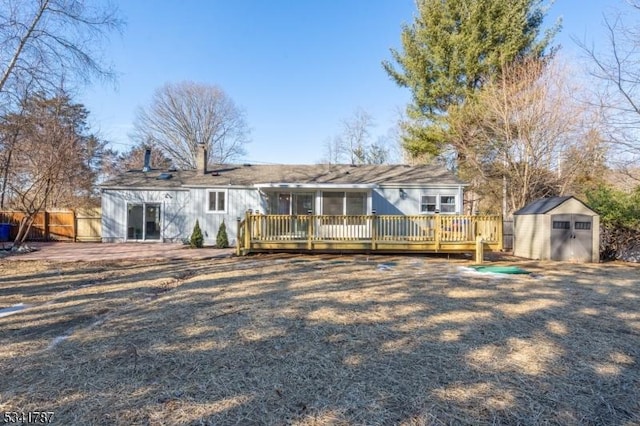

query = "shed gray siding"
[513, 214, 549, 260]
[513, 197, 600, 262]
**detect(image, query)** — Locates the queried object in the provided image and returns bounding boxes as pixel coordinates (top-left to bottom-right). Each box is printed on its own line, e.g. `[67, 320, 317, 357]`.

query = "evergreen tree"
[383, 0, 559, 157]
[190, 219, 204, 248]
[216, 221, 229, 248]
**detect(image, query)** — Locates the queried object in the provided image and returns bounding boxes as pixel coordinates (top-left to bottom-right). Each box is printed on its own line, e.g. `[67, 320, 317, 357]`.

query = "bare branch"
[132, 81, 250, 169]
[0, 0, 123, 110]
[575, 3, 640, 166]
[321, 108, 394, 165]
[448, 58, 607, 214]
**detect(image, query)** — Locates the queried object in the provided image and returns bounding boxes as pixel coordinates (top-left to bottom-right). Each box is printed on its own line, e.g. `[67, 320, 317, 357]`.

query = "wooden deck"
[236, 213, 503, 256]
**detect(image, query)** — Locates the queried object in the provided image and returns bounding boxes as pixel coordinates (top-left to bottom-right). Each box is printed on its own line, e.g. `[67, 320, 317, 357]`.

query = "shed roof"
[513, 196, 594, 215]
[101, 163, 465, 189]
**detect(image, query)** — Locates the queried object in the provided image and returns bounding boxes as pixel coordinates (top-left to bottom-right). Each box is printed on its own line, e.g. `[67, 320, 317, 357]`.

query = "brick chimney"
[196, 143, 207, 174]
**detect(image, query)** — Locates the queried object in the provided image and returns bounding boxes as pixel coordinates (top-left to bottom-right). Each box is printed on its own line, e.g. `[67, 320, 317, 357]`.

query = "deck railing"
[237, 212, 502, 256]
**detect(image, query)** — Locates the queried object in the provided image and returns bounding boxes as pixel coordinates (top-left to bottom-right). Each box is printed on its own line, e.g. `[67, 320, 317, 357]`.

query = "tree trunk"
[13, 214, 36, 247]
[0, 148, 12, 209]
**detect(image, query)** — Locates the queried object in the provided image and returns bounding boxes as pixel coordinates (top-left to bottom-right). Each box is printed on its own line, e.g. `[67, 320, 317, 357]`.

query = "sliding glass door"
[127, 203, 161, 241]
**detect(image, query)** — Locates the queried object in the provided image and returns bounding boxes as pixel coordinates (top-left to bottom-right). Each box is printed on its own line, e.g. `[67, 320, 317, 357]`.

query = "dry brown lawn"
[0, 253, 639, 425]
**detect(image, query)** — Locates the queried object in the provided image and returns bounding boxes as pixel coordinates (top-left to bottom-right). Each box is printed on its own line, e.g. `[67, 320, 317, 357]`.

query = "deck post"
[475, 235, 484, 264]
[307, 211, 313, 251]
[434, 212, 441, 251]
[244, 210, 252, 255]
[371, 210, 377, 251]
[236, 216, 241, 256]
[498, 216, 504, 251]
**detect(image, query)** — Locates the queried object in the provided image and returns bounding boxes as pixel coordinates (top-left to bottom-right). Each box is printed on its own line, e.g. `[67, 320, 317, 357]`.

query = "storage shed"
[513, 196, 599, 262]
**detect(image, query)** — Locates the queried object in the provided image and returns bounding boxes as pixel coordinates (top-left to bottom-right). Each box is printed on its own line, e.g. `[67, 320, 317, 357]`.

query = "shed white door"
[550, 214, 593, 261]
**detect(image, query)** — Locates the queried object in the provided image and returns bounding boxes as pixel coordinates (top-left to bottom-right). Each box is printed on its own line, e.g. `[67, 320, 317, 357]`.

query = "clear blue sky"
[81, 0, 621, 165]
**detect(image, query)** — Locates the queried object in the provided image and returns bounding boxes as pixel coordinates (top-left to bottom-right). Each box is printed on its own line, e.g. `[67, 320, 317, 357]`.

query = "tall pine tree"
[383, 0, 559, 158]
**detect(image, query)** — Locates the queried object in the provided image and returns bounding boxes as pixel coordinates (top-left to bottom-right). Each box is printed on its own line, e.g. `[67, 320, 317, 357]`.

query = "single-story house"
[100, 145, 467, 245]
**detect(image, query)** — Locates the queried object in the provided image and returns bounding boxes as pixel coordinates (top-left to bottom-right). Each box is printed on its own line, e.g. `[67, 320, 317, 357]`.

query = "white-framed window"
[207, 190, 226, 213]
[420, 194, 457, 214]
[321, 191, 367, 215]
[440, 195, 456, 213]
[420, 195, 437, 213]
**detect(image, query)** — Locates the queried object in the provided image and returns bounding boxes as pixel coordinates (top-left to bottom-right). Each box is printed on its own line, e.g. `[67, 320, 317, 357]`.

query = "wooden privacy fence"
[503, 218, 514, 251]
[237, 212, 503, 256]
[75, 208, 102, 242]
[0, 208, 101, 242]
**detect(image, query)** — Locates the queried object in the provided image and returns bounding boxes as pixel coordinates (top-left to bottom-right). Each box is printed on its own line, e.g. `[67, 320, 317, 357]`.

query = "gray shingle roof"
[513, 196, 578, 215]
[101, 163, 465, 188]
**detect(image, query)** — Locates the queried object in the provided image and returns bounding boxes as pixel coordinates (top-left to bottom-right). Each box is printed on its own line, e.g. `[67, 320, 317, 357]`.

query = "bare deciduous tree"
[0, 110, 22, 209]
[447, 58, 606, 215]
[576, 2, 640, 174]
[321, 108, 396, 165]
[4, 93, 99, 245]
[321, 136, 346, 165]
[342, 108, 374, 164]
[0, 0, 122, 224]
[0, 0, 123, 108]
[132, 82, 251, 169]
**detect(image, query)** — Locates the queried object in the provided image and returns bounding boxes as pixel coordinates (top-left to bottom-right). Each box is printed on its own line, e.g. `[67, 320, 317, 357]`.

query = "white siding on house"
[102, 184, 467, 246]
[103, 187, 263, 245]
[186, 187, 264, 246]
[101, 189, 190, 243]
[373, 186, 464, 215]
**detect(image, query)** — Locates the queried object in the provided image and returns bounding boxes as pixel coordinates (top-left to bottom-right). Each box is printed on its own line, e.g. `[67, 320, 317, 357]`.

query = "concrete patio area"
[1, 242, 234, 262]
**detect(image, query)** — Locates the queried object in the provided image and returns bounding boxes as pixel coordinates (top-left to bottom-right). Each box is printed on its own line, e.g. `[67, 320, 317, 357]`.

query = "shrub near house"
[190, 220, 204, 248]
[216, 221, 229, 248]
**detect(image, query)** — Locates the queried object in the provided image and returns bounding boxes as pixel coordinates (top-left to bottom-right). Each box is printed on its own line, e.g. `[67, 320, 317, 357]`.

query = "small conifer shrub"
[216, 220, 229, 248]
[190, 219, 204, 248]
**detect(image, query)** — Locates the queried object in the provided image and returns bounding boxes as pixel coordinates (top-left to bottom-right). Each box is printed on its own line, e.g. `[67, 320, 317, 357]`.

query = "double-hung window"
[440, 196, 456, 213]
[420, 195, 437, 213]
[420, 194, 456, 214]
[208, 190, 226, 213]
